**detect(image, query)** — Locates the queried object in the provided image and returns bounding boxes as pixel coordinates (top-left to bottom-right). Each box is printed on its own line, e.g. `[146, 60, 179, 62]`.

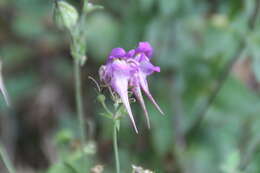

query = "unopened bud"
[97, 94, 106, 103]
[53, 0, 79, 31]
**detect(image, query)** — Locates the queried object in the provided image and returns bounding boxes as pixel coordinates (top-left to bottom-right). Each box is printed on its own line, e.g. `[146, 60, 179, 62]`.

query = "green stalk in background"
[54, 0, 88, 156]
[73, 57, 87, 152]
[54, 0, 103, 149]
[0, 143, 15, 173]
[53, 0, 103, 171]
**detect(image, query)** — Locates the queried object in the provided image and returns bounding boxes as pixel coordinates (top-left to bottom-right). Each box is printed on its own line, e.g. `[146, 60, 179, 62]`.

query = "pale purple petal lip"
[138, 72, 164, 115]
[111, 75, 138, 133]
[132, 86, 150, 128]
[140, 61, 160, 75]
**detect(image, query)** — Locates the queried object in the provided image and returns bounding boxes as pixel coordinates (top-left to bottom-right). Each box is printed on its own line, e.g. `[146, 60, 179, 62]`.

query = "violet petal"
[138, 73, 164, 115]
[132, 86, 150, 128]
[111, 75, 138, 133]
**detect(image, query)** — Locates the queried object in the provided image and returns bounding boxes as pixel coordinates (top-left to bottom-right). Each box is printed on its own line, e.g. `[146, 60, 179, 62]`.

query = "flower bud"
[97, 94, 106, 104]
[55, 129, 73, 145]
[53, 0, 79, 31]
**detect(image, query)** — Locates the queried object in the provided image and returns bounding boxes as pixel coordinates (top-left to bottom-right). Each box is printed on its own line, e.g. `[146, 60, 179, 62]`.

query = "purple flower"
[99, 42, 163, 133]
[135, 42, 153, 58]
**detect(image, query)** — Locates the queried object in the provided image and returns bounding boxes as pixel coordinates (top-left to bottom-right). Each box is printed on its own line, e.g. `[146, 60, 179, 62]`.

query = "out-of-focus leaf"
[0, 0, 8, 6]
[0, 44, 32, 67]
[145, 18, 176, 68]
[86, 12, 120, 63]
[139, 0, 155, 12]
[0, 72, 39, 108]
[229, 14, 248, 37]
[47, 162, 76, 173]
[228, 0, 243, 18]
[158, 0, 180, 16]
[12, 15, 45, 39]
[55, 129, 74, 145]
[183, 144, 219, 173]
[149, 98, 173, 157]
[220, 151, 240, 173]
[214, 77, 258, 116]
[14, 0, 50, 15]
[47, 142, 95, 173]
[247, 31, 260, 82]
[244, 0, 255, 20]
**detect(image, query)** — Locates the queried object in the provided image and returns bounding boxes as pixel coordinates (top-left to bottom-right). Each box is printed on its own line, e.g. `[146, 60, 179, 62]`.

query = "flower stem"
[0, 143, 15, 173]
[113, 120, 120, 173]
[73, 58, 87, 165]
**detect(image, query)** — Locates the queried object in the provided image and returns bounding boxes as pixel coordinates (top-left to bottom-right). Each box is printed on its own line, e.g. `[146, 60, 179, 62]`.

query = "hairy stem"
[0, 143, 15, 173]
[73, 58, 87, 165]
[113, 121, 120, 173]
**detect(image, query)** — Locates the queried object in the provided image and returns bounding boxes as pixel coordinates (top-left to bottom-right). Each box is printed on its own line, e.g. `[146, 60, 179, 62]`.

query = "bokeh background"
[1, 0, 260, 173]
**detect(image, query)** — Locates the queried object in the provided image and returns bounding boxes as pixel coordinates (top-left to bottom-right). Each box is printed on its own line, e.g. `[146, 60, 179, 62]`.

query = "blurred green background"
[1, 0, 260, 173]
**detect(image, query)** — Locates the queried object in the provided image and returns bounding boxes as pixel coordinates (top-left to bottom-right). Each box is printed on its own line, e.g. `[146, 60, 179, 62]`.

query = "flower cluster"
[99, 42, 164, 133]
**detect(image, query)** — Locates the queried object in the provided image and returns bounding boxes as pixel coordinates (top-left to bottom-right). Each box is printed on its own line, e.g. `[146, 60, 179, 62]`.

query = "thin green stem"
[73, 58, 87, 167]
[0, 143, 15, 173]
[113, 121, 120, 173]
[101, 101, 113, 116]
